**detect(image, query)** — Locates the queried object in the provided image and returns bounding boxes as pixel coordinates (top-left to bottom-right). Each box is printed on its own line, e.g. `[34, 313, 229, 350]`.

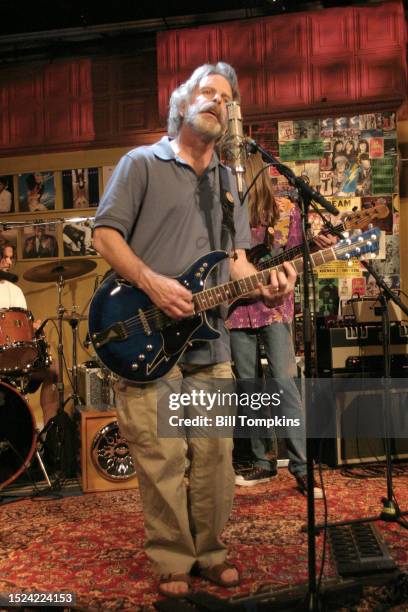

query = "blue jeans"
[230, 323, 307, 477]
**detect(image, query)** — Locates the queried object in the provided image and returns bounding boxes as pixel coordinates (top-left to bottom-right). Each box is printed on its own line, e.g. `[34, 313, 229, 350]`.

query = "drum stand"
[64, 313, 84, 409]
[38, 275, 71, 489]
[32, 439, 53, 488]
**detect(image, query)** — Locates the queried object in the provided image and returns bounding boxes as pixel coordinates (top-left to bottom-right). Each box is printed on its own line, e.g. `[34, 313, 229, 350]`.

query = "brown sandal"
[201, 560, 240, 587]
[158, 573, 192, 598]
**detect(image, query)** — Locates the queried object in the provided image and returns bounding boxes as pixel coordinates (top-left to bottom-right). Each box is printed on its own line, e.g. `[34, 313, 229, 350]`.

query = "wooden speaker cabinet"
[80, 410, 138, 493]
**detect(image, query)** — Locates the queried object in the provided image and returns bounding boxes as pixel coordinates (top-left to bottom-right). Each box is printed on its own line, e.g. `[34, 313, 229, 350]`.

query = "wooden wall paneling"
[157, 1, 406, 120]
[9, 68, 44, 148]
[118, 96, 148, 133]
[238, 70, 265, 114]
[219, 20, 263, 68]
[356, 1, 405, 51]
[357, 50, 407, 101]
[263, 13, 308, 63]
[0, 81, 10, 147]
[43, 61, 95, 143]
[176, 25, 219, 69]
[309, 7, 354, 57]
[264, 62, 310, 111]
[157, 30, 178, 73]
[311, 56, 357, 106]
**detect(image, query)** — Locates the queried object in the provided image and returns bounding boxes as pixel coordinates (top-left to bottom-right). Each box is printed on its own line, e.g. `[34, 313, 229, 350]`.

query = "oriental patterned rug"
[0, 468, 408, 611]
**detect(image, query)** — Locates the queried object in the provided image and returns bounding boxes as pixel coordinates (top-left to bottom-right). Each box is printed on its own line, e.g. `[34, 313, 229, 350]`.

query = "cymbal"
[23, 259, 97, 283]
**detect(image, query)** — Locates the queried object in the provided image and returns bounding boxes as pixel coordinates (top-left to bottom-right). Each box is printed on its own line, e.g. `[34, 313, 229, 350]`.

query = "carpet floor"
[0, 467, 408, 611]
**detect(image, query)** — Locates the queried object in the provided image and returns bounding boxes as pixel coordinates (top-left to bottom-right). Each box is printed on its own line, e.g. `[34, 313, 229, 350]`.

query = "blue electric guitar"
[88, 228, 380, 383]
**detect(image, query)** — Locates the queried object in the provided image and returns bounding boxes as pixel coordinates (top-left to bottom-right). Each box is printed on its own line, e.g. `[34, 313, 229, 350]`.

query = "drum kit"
[0, 258, 97, 492]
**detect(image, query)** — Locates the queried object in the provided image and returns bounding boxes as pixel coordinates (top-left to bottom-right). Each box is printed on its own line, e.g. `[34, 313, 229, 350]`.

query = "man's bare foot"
[219, 566, 239, 586]
[201, 561, 240, 587]
[158, 573, 192, 598]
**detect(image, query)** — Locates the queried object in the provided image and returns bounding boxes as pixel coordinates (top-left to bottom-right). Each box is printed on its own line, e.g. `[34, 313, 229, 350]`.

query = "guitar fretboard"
[193, 245, 337, 313]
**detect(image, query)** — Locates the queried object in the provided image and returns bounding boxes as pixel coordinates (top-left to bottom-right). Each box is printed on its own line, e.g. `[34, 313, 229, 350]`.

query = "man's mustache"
[198, 102, 222, 120]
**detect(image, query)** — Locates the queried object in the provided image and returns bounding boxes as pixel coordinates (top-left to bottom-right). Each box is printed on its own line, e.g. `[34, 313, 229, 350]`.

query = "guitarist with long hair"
[92, 63, 296, 598]
[227, 152, 335, 496]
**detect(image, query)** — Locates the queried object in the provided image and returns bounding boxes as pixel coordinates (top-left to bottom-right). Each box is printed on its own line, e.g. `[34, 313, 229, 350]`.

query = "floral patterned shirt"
[226, 197, 301, 329]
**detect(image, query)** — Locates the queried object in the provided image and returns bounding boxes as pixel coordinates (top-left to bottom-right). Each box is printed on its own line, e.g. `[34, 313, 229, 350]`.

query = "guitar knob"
[146, 344, 153, 351]
[138, 354, 146, 361]
[131, 363, 139, 370]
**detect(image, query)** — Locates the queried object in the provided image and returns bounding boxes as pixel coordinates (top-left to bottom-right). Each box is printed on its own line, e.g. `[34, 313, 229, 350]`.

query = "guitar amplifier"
[342, 297, 404, 324]
[316, 325, 408, 375]
[77, 363, 115, 410]
[79, 410, 138, 492]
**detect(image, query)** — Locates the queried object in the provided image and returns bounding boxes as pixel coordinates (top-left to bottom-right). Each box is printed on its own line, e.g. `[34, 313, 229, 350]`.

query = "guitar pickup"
[92, 322, 128, 348]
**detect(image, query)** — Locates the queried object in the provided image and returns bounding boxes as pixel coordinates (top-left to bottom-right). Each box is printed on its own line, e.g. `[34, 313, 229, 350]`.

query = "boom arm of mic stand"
[246, 138, 340, 216]
[360, 259, 408, 318]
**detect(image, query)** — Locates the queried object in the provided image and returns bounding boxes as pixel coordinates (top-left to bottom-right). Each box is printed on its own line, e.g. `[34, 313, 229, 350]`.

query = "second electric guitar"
[89, 229, 380, 383]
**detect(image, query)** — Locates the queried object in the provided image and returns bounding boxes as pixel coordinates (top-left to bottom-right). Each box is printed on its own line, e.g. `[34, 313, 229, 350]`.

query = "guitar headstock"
[335, 227, 381, 261]
[342, 203, 389, 231]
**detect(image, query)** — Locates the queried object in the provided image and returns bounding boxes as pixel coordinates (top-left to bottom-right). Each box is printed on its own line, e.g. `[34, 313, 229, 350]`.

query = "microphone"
[224, 101, 246, 199]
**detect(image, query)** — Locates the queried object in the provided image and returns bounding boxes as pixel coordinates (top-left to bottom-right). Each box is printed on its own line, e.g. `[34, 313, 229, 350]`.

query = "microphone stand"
[246, 138, 340, 611]
[314, 260, 408, 532]
[302, 201, 408, 530]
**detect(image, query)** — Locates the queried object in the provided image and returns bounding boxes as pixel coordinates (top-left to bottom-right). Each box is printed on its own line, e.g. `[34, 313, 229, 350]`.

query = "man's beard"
[184, 101, 226, 142]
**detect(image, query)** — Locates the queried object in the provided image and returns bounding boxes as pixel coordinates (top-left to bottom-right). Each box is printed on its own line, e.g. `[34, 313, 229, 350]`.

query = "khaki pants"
[114, 361, 235, 574]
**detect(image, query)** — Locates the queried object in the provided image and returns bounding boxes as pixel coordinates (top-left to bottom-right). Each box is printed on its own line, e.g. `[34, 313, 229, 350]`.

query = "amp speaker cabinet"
[316, 386, 408, 467]
[80, 410, 138, 493]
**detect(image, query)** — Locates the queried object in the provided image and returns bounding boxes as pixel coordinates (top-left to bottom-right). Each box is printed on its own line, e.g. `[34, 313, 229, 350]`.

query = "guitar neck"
[256, 220, 347, 271]
[193, 245, 339, 313]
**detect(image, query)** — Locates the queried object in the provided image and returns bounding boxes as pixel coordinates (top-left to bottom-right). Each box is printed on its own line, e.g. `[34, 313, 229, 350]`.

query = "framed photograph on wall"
[22, 224, 59, 259]
[18, 172, 56, 212]
[0, 228, 17, 254]
[63, 220, 96, 256]
[0, 175, 15, 214]
[62, 168, 99, 209]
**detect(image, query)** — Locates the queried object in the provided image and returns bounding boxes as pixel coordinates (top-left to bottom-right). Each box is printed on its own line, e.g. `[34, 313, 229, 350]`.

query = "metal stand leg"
[34, 448, 52, 488]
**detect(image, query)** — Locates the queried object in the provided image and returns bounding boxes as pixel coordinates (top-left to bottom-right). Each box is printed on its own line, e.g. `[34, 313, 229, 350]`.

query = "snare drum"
[0, 381, 36, 489]
[0, 308, 49, 375]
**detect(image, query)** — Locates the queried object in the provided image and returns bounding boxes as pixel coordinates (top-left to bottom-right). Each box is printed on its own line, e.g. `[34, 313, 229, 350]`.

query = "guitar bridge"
[92, 322, 128, 348]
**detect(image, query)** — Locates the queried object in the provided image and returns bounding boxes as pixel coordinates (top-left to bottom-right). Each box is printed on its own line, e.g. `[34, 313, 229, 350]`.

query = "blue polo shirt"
[95, 136, 250, 365]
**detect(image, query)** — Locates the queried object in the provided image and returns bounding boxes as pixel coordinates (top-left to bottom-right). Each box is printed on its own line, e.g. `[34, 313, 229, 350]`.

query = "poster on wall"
[317, 278, 339, 316]
[63, 220, 96, 257]
[18, 172, 56, 212]
[0, 175, 15, 214]
[62, 168, 100, 209]
[22, 224, 58, 259]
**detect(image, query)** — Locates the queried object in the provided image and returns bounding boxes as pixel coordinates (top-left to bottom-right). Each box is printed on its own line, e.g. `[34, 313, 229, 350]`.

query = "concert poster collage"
[0, 167, 108, 261]
[249, 111, 400, 322]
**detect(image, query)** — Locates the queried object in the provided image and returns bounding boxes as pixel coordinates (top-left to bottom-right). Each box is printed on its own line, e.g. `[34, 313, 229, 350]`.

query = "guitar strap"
[219, 165, 237, 256]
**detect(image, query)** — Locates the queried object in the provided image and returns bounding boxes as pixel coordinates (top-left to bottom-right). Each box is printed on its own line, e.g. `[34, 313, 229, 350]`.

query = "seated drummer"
[0, 242, 58, 425]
